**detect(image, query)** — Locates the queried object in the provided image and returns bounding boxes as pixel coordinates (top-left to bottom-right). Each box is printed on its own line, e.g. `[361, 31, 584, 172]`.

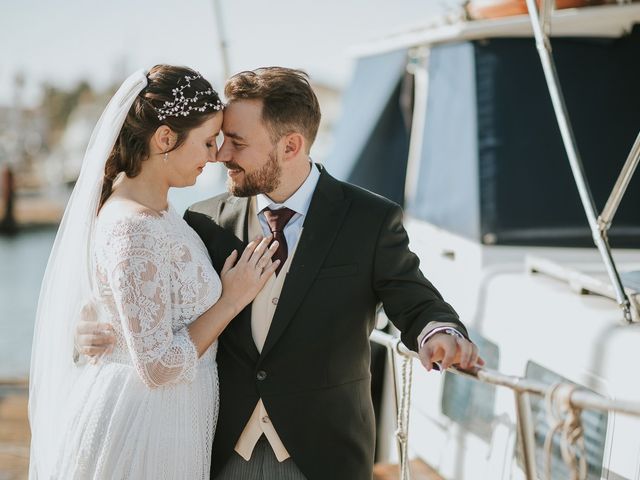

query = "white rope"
[395, 354, 414, 480]
[543, 382, 588, 480]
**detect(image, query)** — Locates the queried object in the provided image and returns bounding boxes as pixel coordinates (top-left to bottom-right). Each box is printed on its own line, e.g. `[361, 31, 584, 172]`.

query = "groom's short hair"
[224, 67, 321, 149]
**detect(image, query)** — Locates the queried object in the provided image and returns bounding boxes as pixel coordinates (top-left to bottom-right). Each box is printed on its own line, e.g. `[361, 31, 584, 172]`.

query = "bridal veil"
[28, 70, 148, 477]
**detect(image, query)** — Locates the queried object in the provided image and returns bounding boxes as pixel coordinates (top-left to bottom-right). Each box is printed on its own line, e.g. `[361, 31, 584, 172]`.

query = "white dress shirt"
[255, 162, 320, 247]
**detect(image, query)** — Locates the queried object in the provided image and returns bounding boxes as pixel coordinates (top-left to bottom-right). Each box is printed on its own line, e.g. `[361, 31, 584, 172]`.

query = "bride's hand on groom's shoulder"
[74, 302, 115, 363]
[218, 236, 280, 316]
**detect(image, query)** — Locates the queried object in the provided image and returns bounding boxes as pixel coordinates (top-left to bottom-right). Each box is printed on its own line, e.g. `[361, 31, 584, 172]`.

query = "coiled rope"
[543, 382, 587, 480]
[396, 354, 414, 480]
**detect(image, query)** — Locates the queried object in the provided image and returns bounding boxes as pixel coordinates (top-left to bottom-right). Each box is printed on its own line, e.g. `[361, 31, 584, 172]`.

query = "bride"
[28, 65, 280, 479]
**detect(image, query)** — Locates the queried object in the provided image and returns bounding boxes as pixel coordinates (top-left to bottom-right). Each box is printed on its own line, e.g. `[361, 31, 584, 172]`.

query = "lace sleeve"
[103, 214, 198, 388]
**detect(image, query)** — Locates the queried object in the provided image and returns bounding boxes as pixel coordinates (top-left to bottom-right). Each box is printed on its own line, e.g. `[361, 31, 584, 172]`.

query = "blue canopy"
[325, 49, 410, 205]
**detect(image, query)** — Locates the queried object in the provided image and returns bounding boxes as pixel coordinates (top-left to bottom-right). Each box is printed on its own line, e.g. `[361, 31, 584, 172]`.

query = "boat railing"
[370, 328, 640, 480]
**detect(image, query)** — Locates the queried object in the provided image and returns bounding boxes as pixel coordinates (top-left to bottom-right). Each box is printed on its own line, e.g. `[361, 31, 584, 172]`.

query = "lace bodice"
[93, 206, 221, 388]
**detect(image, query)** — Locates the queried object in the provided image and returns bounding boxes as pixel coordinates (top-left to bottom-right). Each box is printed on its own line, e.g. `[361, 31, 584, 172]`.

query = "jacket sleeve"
[372, 203, 468, 352]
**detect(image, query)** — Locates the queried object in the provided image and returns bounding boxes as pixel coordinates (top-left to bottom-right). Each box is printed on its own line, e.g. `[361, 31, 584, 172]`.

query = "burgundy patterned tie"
[262, 207, 296, 275]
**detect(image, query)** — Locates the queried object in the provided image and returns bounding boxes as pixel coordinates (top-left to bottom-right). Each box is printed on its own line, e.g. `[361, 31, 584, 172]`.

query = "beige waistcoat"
[234, 198, 299, 462]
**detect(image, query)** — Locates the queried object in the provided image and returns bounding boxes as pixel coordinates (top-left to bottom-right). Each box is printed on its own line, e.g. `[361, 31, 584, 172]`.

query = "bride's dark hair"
[99, 64, 222, 211]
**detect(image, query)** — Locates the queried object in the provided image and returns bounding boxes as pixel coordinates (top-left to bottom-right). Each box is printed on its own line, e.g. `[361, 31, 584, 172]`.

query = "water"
[0, 227, 56, 379]
[0, 166, 228, 380]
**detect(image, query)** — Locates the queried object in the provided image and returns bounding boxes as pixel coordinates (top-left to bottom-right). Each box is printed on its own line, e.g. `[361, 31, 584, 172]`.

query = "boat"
[325, 2, 640, 478]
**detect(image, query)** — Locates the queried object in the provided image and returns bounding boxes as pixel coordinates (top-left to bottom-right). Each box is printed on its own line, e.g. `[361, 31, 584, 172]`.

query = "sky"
[0, 0, 464, 107]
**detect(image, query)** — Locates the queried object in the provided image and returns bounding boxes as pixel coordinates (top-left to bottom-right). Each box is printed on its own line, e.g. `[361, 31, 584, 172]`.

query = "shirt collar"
[256, 162, 320, 216]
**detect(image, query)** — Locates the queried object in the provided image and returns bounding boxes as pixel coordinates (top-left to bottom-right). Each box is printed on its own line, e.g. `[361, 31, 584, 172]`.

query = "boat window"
[516, 361, 608, 479]
[408, 31, 640, 248]
[441, 330, 499, 442]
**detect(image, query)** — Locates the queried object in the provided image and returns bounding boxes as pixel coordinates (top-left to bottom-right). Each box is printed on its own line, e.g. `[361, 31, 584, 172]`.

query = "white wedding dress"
[52, 205, 221, 479]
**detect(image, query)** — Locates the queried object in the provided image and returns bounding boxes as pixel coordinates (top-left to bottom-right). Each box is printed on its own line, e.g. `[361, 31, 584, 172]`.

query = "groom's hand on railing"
[74, 302, 115, 363]
[419, 333, 484, 372]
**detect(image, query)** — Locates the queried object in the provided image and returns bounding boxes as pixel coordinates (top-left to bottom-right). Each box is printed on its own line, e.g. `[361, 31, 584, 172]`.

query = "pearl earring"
[163, 152, 168, 163]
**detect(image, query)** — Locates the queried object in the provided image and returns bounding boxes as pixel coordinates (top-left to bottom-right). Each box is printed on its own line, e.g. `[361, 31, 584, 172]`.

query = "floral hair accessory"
[155, 73, 223, 121]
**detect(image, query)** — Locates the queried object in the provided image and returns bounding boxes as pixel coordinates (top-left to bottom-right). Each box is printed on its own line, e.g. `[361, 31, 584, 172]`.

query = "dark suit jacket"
[184, 165, 466, 480]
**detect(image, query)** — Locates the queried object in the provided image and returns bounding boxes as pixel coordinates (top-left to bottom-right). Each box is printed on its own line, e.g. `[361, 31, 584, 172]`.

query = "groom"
[185, 67, 480, 480]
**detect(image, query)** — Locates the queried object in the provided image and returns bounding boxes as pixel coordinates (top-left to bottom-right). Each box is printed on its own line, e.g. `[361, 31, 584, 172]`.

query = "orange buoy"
[466, 0, 598, 20]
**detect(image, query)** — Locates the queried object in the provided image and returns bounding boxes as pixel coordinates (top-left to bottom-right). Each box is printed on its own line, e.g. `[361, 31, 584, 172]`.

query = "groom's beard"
[226, 149, 281, 197]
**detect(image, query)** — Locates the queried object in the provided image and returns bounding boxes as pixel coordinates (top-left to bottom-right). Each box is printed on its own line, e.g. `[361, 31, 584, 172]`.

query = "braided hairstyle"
[99, 65, 222, 212]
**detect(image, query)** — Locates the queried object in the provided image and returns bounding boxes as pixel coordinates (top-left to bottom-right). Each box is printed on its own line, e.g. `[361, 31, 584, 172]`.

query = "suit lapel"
[216, 195, 250, 245]
[259, 168, 351, 360]
[215, 196, 260, 361]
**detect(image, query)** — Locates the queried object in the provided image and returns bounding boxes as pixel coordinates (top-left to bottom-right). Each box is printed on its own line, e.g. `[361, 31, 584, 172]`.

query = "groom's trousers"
[213, 435, 307, 480]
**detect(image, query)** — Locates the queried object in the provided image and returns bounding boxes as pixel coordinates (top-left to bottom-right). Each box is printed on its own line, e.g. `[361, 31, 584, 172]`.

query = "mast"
[212, 0, 231, 81]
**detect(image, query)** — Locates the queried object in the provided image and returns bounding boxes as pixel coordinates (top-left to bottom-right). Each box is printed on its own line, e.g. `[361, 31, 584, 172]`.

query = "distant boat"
[0, 165, 17, 235]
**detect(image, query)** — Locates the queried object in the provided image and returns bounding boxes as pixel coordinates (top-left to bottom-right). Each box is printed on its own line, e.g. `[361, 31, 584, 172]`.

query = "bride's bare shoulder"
[97, 197, 165, 227]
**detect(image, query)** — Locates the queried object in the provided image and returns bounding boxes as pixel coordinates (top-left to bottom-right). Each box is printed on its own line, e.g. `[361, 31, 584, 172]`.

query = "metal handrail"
[371, 329, 640, 416]
[370, 329, 640, 480]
